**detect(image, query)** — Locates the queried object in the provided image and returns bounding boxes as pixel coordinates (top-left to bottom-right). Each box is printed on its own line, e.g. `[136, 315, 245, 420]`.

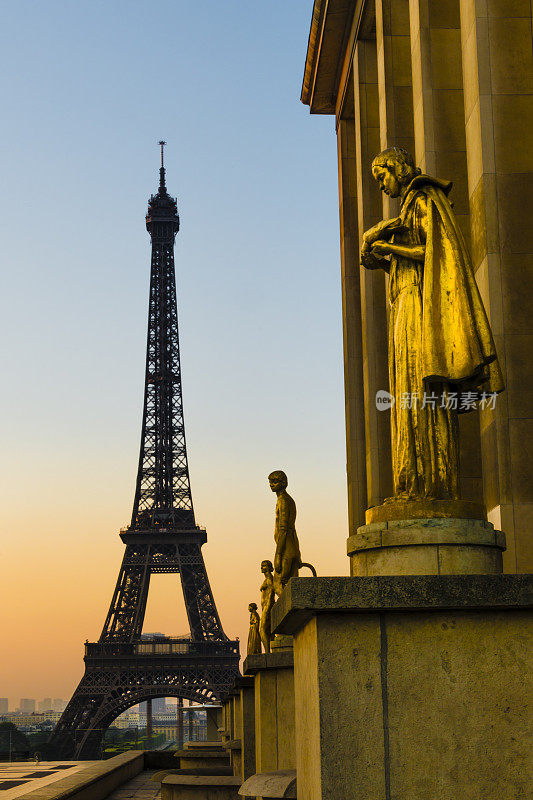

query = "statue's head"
[261, 559, 274, 574]
[268, 470, 288, 492]
[248, 602, 258, 612]
[371, 147, 421, 198]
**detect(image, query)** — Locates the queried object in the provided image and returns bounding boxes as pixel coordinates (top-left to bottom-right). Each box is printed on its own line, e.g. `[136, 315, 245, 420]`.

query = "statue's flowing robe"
[389, 175, 503, 499]
[259, 574, 275, 651]
[247, 611, 261, 655]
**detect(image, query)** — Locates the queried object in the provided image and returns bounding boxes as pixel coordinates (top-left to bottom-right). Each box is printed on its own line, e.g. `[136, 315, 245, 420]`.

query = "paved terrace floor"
[0, 763, 162, 800]
[0, 762, 99, 798]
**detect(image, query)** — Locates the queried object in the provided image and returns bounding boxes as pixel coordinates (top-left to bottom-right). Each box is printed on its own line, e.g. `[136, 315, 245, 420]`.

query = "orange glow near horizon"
[1, 464, 348, 709]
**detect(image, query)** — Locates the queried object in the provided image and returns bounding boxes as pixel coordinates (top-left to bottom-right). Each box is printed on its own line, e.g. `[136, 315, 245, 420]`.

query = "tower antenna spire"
[158, 140, 167, 191]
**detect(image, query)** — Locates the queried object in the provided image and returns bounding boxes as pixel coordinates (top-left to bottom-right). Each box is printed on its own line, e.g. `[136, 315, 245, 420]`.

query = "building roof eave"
[301, 0, 359, 115]
[300, 0, 326, 108]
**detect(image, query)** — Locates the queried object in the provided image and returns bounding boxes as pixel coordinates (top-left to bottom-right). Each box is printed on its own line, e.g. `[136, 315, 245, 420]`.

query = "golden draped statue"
[247, 602, 261, 656]
[361, 147, 503, 501]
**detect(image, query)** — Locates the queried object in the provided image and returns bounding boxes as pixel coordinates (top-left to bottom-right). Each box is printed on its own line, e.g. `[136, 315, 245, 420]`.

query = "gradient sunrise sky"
[0, 1, 347, 708]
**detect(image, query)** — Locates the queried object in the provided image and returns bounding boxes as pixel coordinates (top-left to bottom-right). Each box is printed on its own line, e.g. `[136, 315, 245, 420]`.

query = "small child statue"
[247, 602, 261, 655]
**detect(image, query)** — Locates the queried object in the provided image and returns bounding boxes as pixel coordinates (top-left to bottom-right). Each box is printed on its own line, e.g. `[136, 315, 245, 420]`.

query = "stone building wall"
[302, 0, 533, 572]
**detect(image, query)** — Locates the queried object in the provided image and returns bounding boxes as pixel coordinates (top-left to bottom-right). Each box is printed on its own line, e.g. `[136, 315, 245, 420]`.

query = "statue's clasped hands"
[370, 240, 393, 257]
[361, 216, 407, 269]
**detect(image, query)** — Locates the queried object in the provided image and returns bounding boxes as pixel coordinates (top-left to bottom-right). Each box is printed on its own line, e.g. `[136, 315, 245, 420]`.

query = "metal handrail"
[85, 638, 239, 657]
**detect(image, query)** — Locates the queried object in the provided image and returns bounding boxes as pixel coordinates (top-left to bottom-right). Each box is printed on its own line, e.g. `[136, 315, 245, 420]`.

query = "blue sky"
[0, 1, 348, 701]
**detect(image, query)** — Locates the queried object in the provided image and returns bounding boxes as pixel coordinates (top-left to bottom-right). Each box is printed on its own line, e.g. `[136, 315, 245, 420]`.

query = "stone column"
[229, 690, 242, 776]
[459, 0, 533, 572]
[409, 0, 484, 504]
[232, 691, 241, 741]
[409, 0, 470, 227]
[238, 677, 256, 782]
[146, 698, 152, 749]
[207, 705, 223, 741]
[176, 697, 183, 750]
[353, 39, 393, 509]
[187, 704, 194, 743]
[220, 697, 233, 745]
[375, 0, 415, 218]
[337, 116, 367, 529]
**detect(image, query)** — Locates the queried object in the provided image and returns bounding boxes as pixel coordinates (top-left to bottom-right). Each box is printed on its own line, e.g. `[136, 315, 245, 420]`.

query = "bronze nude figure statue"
[268, 470, 316, 596]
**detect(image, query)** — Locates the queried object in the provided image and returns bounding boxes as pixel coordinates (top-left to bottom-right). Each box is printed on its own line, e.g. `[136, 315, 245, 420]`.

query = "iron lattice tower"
[50, 144, 239, 759]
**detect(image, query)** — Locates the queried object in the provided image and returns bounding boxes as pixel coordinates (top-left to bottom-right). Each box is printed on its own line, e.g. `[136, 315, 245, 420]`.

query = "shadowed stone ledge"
[243, 650, 293, 675]
[272, 574, 533, 634]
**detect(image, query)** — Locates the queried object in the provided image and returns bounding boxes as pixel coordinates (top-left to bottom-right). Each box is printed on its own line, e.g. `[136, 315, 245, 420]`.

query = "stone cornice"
[272, 575, 533, 634]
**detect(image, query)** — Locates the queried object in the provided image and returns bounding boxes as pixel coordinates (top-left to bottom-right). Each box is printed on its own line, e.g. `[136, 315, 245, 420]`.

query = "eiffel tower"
[50, 144, 239, 759]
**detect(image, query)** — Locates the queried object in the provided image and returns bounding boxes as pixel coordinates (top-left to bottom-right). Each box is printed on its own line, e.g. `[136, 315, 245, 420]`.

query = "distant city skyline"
[1, 694, 192, 713]
[0, 698, 66, 713]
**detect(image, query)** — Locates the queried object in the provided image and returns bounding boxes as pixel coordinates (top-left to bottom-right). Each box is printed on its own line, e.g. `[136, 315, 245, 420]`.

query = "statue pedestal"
[272, 575, 533, 800]
[348, 499, 505, 576]
[243, 651, 295, 775]
[220, 677, 255, 786]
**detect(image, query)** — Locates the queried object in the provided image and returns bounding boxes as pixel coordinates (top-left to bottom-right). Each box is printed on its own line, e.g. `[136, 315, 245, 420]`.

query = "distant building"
[2, 713, 46, 727]
[38, 697, 52, 712]
[139, 697, 166, 715]
[19, 699, 36, 712]
[43, 711, 62, 723]
[0, 699, 8, 714]
[111, 713, 139, 730]
[154, 708, 207, 742]
[0, 711, 61, 729]
[52, 699, 65, 711]
[153, 724, 177, 742]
